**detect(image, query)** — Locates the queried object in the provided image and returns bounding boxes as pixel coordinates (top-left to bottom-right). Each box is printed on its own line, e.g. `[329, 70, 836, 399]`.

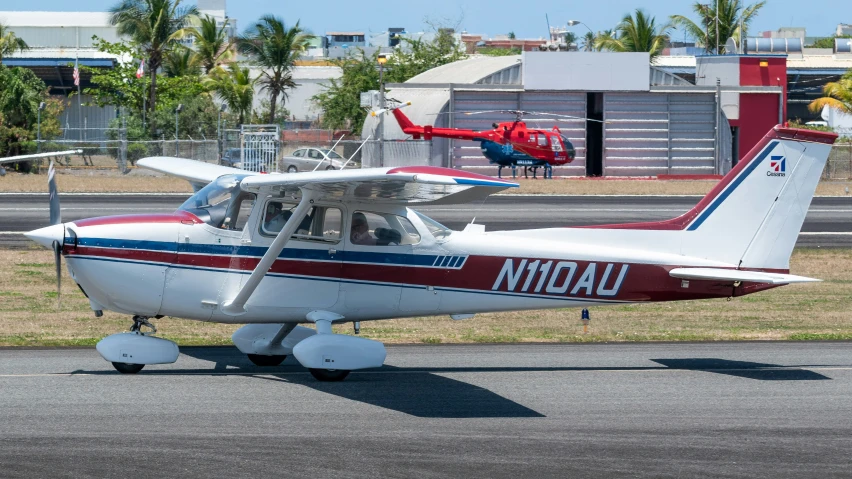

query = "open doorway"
[586, 92, 604, 176]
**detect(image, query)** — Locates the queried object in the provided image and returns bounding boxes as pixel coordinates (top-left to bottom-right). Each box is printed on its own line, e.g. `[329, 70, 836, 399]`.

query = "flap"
[137, 157, 258, 190]
[239, 166, 518, 205]
[669, 267, 820, 285]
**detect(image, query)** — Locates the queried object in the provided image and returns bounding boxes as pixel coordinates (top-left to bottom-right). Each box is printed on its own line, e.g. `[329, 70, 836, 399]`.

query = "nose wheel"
[247, 354, 287, 366]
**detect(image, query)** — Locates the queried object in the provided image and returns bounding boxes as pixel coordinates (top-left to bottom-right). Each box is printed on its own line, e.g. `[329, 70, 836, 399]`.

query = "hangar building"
[362, 52, 787, 177]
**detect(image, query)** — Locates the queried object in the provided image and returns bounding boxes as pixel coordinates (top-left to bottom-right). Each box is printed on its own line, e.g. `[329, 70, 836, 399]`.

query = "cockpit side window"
[350, 211, 420, 247]
[260, 200, 342, 243]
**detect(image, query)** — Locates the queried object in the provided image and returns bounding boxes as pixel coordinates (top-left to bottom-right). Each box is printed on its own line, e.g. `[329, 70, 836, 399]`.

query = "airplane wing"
[137, 157, 259, 191]
[239, 166, 518, 205]
[0, 150, 83, 165]
[669, 268, 820, 285]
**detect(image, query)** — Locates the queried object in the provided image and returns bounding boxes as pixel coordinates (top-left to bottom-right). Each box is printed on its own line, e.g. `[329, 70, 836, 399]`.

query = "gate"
[241, 125, 280, 173]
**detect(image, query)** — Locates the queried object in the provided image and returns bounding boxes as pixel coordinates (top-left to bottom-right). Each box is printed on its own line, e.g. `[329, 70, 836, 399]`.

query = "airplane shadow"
[70, 348, 834, 418]
[650, 358, 831, 381]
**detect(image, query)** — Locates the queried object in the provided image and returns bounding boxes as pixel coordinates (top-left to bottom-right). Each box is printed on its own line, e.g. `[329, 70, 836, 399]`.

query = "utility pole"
[716, 0, 720, 54]
[377, 53, 388, 167]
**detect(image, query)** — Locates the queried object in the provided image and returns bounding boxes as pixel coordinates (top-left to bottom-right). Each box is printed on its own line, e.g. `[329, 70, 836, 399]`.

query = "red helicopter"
[373, 103, 595, 178]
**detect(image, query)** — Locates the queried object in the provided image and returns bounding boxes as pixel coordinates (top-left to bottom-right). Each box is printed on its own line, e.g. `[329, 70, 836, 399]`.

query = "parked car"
[220, 148, 269, 172]
[281, 148, 349, 173]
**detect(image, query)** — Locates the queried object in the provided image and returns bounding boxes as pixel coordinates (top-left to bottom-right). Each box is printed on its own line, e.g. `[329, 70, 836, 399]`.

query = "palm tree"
[670, 0, 766, 54]
[162, 46, 201, 77]
[109, 0, 198, 117]
[582, 31, 596, 51]
[0, 23, 29, 62]
[180, 14, 233, 74]
[596, 9, 673, 59]
[809, 71, 852, 116]
[205, 64, 256, 125]
[238, 16, 312, 124]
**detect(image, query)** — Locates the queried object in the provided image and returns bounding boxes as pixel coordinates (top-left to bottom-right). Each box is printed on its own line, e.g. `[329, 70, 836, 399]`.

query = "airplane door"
[239, 200, 343, 314]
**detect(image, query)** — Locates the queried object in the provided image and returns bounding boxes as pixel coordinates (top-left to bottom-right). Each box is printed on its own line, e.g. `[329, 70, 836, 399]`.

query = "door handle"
[328, 248, 337, 255]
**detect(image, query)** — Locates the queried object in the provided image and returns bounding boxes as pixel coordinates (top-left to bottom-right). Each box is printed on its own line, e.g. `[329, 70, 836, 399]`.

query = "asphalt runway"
[1, 342, 851, 478]
[1, 193, 850, 247]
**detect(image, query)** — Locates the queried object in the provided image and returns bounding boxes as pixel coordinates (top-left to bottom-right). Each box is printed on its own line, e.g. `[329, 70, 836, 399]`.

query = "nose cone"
[25, 224, 65, 248]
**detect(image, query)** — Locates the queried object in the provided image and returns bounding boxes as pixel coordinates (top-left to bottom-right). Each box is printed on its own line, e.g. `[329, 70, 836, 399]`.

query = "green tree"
[179, 14, 233, 74]
[109, 0, 199, 119]
[507, 31, 516, 40]
[670, 0, 765, 54]
[809, 70, 852, 115]
[0, 23, 29, 63]
[162, 46, 201, 77]
[313, 33, 466, 132]
[312, 49, 378, 131]
[809, 35, 852, 49]
[238, 16, 312, 124]
[582, 31, 596, 51]
[205, 64, 256, 125]
[596, 9, 673, 58]
[0, 65, 63, 157]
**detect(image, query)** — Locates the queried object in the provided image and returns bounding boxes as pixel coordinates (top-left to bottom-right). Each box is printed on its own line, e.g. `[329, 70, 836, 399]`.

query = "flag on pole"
[136, 60, 145, 79]
[72, 59, 80, 86]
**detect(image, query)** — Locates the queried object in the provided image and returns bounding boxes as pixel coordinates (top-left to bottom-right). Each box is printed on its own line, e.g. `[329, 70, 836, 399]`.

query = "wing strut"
[221, 189, 318, 316]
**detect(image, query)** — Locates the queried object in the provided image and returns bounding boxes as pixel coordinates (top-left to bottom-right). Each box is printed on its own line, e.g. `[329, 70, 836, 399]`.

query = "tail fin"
[587, 126, 837, 269]
[391, 107, 416, 132]
[681, 127, 836, 269]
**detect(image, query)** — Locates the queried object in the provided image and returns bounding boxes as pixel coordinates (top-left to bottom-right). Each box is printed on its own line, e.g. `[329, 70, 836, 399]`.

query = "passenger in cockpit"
[350, 212, 376, 245]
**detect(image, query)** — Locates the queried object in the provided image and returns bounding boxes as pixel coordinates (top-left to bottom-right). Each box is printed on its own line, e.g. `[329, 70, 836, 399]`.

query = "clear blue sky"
[3, 0, 845, 38]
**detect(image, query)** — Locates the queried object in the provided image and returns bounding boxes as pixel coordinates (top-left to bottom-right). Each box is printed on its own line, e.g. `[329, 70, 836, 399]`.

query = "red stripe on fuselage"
[64, 245, 778, 302]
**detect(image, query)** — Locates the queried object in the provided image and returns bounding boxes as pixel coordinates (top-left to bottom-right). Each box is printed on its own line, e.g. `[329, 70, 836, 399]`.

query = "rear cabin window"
[292, 150, 304, 157]
[261, 200, 342, 243]
[350, 211, 420, 247]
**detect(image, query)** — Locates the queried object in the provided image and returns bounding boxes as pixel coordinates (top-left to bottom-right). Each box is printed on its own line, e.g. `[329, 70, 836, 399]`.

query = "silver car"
[281, 148, 348, 173]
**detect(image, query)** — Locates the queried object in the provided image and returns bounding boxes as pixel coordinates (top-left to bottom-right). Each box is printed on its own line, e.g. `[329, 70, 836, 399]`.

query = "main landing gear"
[496, 164, 517, 179]
[309, 369, 350, 382]
[247, 354, 287, 367]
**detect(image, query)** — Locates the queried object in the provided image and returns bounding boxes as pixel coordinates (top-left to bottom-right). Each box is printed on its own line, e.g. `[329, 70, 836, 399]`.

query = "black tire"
[247, 354, 287, 366]
[309, 369, 350, 382]
[112, 362, 145, 374]
[287, 165, 298, 173]
[325, 165, 336, 170]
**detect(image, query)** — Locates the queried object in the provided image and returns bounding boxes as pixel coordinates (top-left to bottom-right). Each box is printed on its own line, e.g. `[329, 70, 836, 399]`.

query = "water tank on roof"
[836, 38, 852, 54]
[744, 37, 802, 53]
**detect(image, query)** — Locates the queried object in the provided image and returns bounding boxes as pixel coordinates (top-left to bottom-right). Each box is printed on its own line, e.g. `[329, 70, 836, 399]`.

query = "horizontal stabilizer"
[669, 268, 820, 285]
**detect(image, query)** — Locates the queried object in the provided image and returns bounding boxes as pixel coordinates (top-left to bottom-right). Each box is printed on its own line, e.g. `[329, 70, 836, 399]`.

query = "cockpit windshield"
[415, 211, 453, 240]
[179, 174, 254, 229]
[560, 135, 577, 160]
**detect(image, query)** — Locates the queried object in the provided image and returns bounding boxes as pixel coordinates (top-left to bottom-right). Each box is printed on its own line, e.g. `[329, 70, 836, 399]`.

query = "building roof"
[326, 32, 365, 36]
[404, 55, 522, 84]
[0, 11, 112, 27]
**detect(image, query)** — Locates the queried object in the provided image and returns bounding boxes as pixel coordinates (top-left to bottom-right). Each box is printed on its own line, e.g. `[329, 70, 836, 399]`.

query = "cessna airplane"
[23, 126, 837, 381]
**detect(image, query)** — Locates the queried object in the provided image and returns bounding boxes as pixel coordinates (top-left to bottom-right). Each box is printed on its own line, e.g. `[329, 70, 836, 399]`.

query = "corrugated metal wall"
[9, 27, 119, 48]
[603, 92, 717, 176]
[451, 90, 587, 176]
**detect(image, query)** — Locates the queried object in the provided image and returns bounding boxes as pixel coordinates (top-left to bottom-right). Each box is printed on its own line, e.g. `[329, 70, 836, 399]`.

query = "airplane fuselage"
[61, 204, 774, 325]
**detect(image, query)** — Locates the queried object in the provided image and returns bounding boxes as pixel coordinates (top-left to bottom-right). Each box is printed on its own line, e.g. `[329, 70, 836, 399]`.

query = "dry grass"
[0, 248, 850, 347]
[1, 169, 849, 196]
[0, 171, 192, 193]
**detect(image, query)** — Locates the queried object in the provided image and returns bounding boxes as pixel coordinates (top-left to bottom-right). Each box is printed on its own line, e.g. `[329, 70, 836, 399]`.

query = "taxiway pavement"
[0, 342, 850, 478]
[1, 193, 850, 247]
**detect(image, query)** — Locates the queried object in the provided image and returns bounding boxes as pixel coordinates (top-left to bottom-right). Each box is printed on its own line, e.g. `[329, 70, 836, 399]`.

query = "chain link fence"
[825, 142, 852, 180]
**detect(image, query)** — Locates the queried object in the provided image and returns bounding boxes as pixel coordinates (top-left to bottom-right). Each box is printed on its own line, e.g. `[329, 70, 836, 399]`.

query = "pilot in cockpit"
[263, 203, 292, 233]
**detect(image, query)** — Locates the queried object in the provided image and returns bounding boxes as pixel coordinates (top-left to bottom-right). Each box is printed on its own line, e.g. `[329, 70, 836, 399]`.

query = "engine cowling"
[96, 332, 179, 365]
[292, 334, 386, 371]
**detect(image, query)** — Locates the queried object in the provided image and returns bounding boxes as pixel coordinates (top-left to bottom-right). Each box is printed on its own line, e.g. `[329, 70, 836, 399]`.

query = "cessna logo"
[767, 156, 786, 177]
[492, 259, 629, 297]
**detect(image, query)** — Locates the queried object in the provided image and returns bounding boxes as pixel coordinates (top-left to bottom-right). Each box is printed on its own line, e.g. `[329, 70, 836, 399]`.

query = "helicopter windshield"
[560, 135, 577, 160]
[179, 174, 252, 228]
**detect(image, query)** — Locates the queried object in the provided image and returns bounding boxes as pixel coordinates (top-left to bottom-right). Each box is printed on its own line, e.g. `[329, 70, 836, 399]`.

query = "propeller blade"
[52, 240, 61, 309]
[48, 160, 61, 225]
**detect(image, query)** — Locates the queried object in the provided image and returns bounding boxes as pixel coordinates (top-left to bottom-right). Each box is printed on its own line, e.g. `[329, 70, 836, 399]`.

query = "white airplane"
[24, 126, 837, 381]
